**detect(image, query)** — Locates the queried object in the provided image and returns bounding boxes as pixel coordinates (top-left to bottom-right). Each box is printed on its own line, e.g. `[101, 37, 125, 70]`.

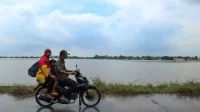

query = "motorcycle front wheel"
[81, 87, 101, 107]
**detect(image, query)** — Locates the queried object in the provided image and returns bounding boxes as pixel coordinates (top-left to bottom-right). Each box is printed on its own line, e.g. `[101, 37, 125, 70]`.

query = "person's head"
[59, 50, 70, 60]
[50, 59, 56, 66]
[44, 49, 51, 58]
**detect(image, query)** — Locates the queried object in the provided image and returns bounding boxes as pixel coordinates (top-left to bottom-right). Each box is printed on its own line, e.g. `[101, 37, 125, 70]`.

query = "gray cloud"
[184, 0, 200, 5]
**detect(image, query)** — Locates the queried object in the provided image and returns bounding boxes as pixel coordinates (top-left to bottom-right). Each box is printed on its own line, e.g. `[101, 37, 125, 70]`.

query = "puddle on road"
[0, 94, 200, 112]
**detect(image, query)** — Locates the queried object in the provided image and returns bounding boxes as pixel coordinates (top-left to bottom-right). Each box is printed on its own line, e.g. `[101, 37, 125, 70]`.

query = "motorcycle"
[33, 64, 101, 107]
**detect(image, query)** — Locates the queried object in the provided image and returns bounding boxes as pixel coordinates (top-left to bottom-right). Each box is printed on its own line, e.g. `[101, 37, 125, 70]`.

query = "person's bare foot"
[60, 95, 65, 100]
[60, 95, 70, 103]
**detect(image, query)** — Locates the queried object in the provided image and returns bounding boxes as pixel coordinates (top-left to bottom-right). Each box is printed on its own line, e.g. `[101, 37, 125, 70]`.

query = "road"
[0, 94, 200, 112]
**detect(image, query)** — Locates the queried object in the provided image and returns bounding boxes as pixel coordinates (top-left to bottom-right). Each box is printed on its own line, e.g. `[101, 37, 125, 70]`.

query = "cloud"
[131, 22, 181, 55]
[184, 0, 200, 5]
[102, 0, 200, 56]
[0, 0, 200, 56]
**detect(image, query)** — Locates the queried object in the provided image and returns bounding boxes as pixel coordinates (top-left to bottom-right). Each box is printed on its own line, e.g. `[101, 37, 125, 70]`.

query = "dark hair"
[50, 59, 56, 63]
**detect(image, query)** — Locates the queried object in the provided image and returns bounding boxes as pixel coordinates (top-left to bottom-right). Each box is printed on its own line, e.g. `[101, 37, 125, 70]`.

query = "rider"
[36, 49, 57, 98]
[55, 50, 77, 103]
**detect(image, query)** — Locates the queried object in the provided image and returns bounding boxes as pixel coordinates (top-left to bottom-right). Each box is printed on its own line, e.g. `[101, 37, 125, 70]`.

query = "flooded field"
[1, 94, 200, 112]
[1, 59, 200, 85]
[1, 59, 200, 111]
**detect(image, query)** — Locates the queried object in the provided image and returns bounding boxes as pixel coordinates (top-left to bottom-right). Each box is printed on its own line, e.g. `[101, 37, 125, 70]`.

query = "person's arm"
[50, 68, 57, 79]
[62, 64, 75, 72]
[55, 61, 74, 75]
[61, 69, 74, 74]
[66, 69, 75, 72]
[64, 66, 76, 75]
[49, 71, 57, 79]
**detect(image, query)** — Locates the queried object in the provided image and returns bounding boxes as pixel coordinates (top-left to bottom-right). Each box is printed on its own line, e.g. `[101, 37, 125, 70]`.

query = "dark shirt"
[55, 58, 68, 79]
[50, 66, 56, 76]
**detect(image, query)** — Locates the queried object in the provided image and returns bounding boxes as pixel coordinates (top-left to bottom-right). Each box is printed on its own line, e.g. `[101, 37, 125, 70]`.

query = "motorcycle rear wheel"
[35, 87, 54, 107]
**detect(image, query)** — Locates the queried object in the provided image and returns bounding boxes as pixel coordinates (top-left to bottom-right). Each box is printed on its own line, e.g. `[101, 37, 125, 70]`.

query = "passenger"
[48, 59, 58, 96]
[36, 49, 57, 98]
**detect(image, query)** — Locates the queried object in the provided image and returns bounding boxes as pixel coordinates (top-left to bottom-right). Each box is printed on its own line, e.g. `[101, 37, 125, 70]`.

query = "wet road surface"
[0, 94, 200, 112]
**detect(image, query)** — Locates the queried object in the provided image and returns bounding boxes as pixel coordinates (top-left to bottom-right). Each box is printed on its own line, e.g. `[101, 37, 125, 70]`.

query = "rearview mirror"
[75, 64, 77, 67]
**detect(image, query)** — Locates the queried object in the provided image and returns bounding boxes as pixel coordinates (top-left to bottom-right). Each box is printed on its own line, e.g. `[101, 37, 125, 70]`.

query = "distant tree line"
[92, 55, 198, 61]
[0, 55, 198, 61]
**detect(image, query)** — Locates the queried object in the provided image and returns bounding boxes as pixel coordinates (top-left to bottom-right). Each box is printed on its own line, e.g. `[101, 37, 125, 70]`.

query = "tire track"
[144, 95, 169, 112]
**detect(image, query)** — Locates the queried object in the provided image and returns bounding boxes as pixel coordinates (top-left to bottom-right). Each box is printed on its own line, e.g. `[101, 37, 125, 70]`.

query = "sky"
[0, 0, 200, 56]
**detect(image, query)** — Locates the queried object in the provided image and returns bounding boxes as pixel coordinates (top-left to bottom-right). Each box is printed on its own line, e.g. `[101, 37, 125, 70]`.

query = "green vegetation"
[0, 84, 35, 95]
[91, 77, 200, 95]
[0, 55, 198, 61]
[1, 77, 200, 97]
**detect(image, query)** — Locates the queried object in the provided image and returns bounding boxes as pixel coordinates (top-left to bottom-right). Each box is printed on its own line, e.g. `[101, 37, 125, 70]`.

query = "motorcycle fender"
[79, 84, 97, 95]
[33, 84, 41, 92]
[84, 84, 96, 90]
[33, 83, 47, 92]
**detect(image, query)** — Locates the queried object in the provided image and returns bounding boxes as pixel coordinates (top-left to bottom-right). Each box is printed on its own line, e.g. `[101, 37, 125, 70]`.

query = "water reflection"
[144, 93, 200, 101]
[174, 94, 200, 101]
[36, 106, 100, 112]
[2, 93, 200, 112]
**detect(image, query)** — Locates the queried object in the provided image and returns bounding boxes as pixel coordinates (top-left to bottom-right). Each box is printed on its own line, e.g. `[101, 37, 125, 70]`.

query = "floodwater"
[1, 59, 200, 85]
[0, 94, 200, 112]
[1, 59, 200, 111]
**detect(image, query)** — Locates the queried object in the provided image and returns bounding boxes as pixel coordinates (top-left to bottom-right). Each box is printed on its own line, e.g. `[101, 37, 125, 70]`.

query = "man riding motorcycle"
[55, 50, 78, 103]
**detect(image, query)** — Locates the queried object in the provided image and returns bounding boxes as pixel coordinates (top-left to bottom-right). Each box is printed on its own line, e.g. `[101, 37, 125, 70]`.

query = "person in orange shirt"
[36, 49, 58, 97]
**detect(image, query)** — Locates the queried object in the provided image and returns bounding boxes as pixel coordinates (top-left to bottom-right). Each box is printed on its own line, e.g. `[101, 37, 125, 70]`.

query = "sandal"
[50, 92, 58, 96]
